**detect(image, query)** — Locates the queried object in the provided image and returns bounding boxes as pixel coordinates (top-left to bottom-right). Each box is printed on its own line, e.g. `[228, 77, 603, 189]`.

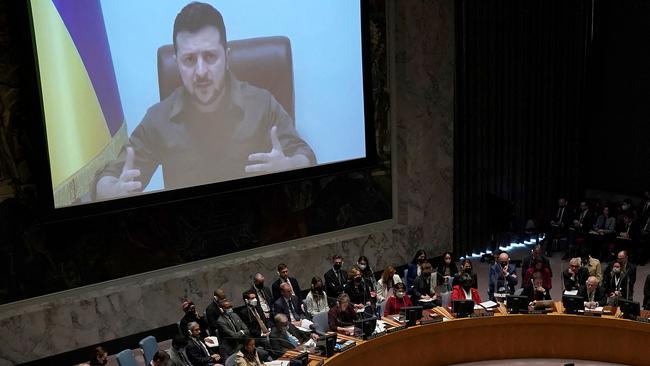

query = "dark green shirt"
[98, 72, 316, 192]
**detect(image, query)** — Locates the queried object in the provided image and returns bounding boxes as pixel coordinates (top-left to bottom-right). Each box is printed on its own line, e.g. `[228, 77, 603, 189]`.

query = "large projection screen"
[29, 0, 367, 208]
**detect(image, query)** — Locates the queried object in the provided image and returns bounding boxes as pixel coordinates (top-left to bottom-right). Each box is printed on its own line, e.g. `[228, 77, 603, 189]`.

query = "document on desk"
[480, 301, 498, 308]
[296, 319, 314, 332]
[564, 290, 579, 296]
[265, 361, 289, 366]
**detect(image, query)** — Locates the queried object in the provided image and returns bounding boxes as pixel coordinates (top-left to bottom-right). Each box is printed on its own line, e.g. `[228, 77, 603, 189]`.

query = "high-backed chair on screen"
[157, 36, 295, 122]
[115, 349, 137, 366]
[138, 335, 158, 365]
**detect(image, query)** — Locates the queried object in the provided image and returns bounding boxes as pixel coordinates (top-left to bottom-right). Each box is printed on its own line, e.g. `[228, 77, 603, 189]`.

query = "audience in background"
[544, 197, 572, 255]
[451, 272, 481, 303]
[167, 335, 192, 366]
[239, 290, 271, 340]
[565, 200, 595, 260]
[180, 299, 209, 339]
[249, 273, 273, 322]
[376, 265, 403, 302]
[580, 250, 602, 283]
[562, 258, 589, 292]
[436, 251, 459, 286]
[324, 255, 347, 305]
[522, 271, 551, 302]
[233, 337, 263, 366]
[273, 282, 305, 325]
[271, 264, 302, 303]
[186, 322, 221, 366]
[151, 350, 170, 366]
[406, 249, 427, 289]
[413, 262, 441, 308]
[216, 300, 249, 357]
[304, 276, 330, 316]
[523, 257, 552, 290]
[206, 289, 226, 336]
[488, 252, 518, 301]
[644, 274, 650, 310]
[453, 259, 478, 289]
[328, 293, 358, 335]
[344, 267, 374, 309]
[79, 346, 108, 366]
[590, 205, 617, 260]
[357, 255, 377, 288]
[520, 245, 551, 287]
[578, 276, 607, 308]
[603, 261, 631, 303]
[384, 282, 413, 316]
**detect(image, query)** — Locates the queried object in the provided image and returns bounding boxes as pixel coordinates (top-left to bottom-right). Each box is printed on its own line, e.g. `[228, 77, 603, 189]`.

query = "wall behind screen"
[101, 0, 365, 191]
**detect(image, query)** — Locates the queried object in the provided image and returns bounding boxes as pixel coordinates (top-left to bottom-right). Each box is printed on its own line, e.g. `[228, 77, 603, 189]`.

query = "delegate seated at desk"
[94, 2, 315, 200]
[577, 276, 607, 308]
[328, 293, 358, 335]
[268, 314, 317, 359]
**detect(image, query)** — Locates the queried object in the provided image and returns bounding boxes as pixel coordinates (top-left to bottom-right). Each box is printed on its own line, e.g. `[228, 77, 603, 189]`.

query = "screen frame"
[25, 0, 382, 223]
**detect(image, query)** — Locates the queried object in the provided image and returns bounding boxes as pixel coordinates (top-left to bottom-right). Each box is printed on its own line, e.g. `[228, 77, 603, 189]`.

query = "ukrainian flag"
[31, 0, 127, 207]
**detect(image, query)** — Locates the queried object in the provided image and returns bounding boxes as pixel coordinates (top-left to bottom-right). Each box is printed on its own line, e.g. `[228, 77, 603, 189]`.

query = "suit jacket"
[239, 304, 272, 338]
[185, 337, 216, 366]
[166, 347, 192, 366]
[562, 267, 589, 291]
[324, 268, 347, 300]
[205, 298, 223, 336]
[216, 313, 250, 356]
[643, 274, 650, 310]
[273, 295, 305, 322]
[520, 255, 552, 283]
[488, 263, 518, 300]
[268, 324, 310, 359]
[271, 277, 302, 303]
[249, 284, 273, 316]
[604, 262, 637, 297]
[603, 271, 631, 300]
[577, 285, 607, 306]
[521, 285, 552, 302]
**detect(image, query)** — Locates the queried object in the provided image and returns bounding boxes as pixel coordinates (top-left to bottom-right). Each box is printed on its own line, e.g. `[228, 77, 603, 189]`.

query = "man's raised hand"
[96, 147, 142, 199]
[245, 126, 309, 173]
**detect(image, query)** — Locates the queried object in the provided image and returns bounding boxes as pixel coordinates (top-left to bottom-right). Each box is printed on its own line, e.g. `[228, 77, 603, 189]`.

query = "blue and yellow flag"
[31, 0, 127, 207]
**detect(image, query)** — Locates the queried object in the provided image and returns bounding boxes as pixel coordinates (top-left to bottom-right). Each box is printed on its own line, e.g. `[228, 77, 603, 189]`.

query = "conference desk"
[306, 303, 650, 366]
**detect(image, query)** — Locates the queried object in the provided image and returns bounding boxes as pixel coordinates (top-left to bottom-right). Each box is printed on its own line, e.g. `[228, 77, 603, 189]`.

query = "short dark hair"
[172, 334, 188, 349]
[153, 350, 170, 362]
[173, 2, 227, 53]
[242, 289, 256, 301]
[277, 263, 288, 271]
[88, 346, 106, 364]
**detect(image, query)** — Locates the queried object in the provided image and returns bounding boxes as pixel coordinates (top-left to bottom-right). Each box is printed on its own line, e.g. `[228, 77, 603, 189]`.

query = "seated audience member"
[150, 351, 170, 366]
[521, 272, 552, 302]
[343, 267, 374, 309]
[79, 346, 108, 366]
[562, 258, 589, 292]
[233, 337, 263, 366]
[436, 251, 459, 285]
[413, 262, 441, 307]
[590, 205, 617, 259]
[616, 212, 640, 248]
[239, 290, 271, 339]
[603, 261, 631, 303]
[523, 257, 552, 290]
[488, 252, 518, 301]
[268, 314, 315, 359]
[249, 273, 273, 321]
[357, 255, 378, 288]
[578, 276, 607, 308]
[384, 282, 413, 316]
[305, 276, 330, 317]
[328, 293, 358, 335]
[406, 249, 428, 289]
[272, 263, 302, 303]
[580, 249, 602, 283]
[206, 289, 227, 336]
[180, 299, 209, 339]
[167, 335, 192, 366]
[544, 197, 572, 254]
[644, 274, 650, 310]
[324, 255, 346, 305]
[453, 259, 478, 289]
[376, 265, 403, 302]
[451, 272, 481, 303]
[604, 250, 637, 298]
[186, 322, 221, 366]
[216, 300, 249, 357]
[521, 245, 552, 286]
[565, 200, 595, 260]
[273, 282, 305, 325]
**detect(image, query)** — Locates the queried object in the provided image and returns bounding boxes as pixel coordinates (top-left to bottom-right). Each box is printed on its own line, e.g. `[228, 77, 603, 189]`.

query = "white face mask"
[396, 291, 404, 298]
[248, 299, 258, 307]
[358, 264, 367, 270]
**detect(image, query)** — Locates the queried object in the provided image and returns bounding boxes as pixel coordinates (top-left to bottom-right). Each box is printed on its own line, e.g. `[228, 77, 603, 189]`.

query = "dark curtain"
[454, 0, 593, 256]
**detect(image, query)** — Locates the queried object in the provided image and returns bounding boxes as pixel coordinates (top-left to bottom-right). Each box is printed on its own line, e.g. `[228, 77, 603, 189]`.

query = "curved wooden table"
[322, 313, 650, 366]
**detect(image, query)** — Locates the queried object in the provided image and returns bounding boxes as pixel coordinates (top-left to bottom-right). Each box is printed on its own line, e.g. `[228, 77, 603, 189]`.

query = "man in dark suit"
[215, 300, 249, 357]
[185, 321, 221, 366]
[577, 276, 607, 307]
[323, 255, 346, 305]
[271, 263, 302, 303]
[520, 245, 551, 287]
[205, 289, 226, 336]
[603, 250, 637, 298]
[273, 282, 305, 325]
[268, 313, 312, 359]
[544, 197, 573, 255]
[562, 258, 590, 291]
[521, 272, 552, 302]
[565, 200, 596, 260]
[239, 290, 272, 339]
[249, 272, 274, 321]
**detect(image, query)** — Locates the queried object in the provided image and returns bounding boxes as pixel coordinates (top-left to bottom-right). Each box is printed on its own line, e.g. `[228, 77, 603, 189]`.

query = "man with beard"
[186, 321, 222, 365]
[94, 2, 315, 199]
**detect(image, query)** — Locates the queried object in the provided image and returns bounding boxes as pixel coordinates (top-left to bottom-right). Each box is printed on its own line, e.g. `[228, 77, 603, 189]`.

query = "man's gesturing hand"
[96, 147, 142, 199]
[245, 126, 309, 173]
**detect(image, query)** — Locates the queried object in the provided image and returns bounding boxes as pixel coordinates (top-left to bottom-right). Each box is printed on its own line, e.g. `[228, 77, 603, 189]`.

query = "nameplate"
[420, 317, 444, 325]
[577, 311, 602, 317]
[386, 324, 407, 333]
[365, 331, 386, 340]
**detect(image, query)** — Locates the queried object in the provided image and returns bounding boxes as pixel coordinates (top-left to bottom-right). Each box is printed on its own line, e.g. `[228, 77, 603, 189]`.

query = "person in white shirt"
[304, 276, 330, 317]
[376, 265, 403, 302]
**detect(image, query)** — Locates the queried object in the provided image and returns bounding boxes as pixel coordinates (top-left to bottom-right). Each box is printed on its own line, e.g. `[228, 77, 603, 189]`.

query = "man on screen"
[94, 2, 315, 199]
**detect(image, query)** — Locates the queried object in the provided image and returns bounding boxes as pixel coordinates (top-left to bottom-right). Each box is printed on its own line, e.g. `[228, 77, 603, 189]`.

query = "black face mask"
[463, 267, 472, 273]
[255, 282, 264, 289]
[462, 284, 472, 291]
[354, 277, 362, 283]
[313, 286, 322, 292]
[422, 272, 431, 278]
[417, 259, 425, 264]
[333, 263, 342, 271]
[499, 262, 508, 267]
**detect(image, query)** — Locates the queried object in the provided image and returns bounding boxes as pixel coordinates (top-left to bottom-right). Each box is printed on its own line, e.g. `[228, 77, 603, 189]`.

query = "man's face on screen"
[175, 26, 227, 110]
